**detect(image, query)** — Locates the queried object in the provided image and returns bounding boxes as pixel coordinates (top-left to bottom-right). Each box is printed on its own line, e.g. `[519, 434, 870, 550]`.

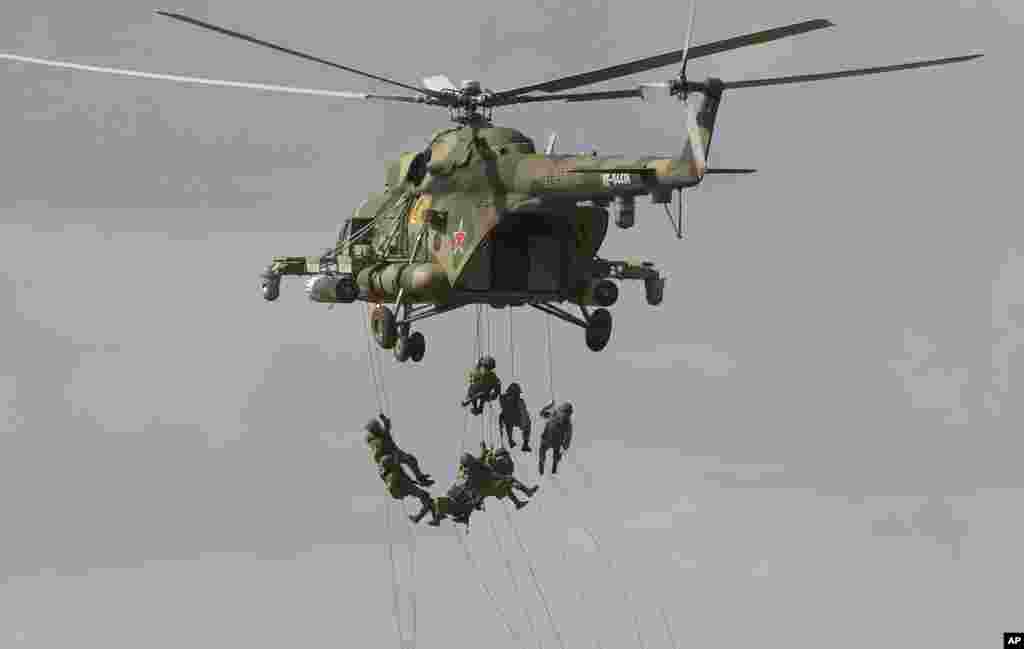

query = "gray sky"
[1, 1, 1021, 647]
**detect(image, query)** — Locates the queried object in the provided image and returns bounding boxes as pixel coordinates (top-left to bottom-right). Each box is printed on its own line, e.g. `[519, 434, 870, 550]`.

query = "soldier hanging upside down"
[479, 443, 539, 503]
[498, 382, 532, 452]
[365, 413, 435, 487]
[432, 452, 489, 529]
[432, 447, 539, 529]
[538, 401, 573, 475]
[461, 356, 501, 415]
[364, 413, 441, 525]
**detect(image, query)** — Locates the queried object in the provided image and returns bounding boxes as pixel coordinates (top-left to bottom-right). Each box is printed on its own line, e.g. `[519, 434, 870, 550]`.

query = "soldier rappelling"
[498, 382, 532, 451]
[365, 413, 441, 525]
[461, 355, 501, 415]
[538, 401, 573, 475]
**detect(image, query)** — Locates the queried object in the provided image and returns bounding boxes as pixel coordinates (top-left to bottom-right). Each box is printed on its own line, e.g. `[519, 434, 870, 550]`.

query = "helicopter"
[1, 7, 982, 363]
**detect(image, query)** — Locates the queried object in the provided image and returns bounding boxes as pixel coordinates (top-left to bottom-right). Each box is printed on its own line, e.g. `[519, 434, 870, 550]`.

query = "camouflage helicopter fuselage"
[262, 83, 721, 327]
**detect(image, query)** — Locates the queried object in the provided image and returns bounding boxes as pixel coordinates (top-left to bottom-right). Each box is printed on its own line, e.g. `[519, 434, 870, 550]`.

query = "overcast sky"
[1, 1, 1021, 648]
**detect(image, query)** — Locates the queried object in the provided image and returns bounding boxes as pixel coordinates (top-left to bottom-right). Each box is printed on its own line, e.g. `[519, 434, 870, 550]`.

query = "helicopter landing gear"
[260, 268, 280, 302]
[644, 276, 665, 306]
[394, 328, 412, 362]
[393, 326, 427, 363]
[371, 305, 397, 349]
[528, 302, 614, 352]
[584, 307, 613, 352]
[409, 331, 426, 362]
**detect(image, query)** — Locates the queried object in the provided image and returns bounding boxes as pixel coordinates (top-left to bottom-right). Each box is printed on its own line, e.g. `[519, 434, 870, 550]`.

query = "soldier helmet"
[365, 418, 384, 434]
[460, 452, 476, 467]
[478, 355, 495, 370]
[507, 382, 521, 394]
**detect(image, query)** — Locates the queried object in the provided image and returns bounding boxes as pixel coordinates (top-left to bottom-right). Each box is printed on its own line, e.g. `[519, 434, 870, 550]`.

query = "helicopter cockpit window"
[342, 218, 373, 244]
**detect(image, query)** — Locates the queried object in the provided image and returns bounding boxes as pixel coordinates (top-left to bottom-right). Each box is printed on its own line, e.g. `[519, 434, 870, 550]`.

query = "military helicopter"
[1, 7, 982, 362]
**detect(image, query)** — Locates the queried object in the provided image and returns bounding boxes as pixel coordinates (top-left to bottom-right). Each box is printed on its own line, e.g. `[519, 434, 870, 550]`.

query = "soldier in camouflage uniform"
[365, 413, 434, 487]
[498, 382, 532, 451]
[364, 413, 440, 525]
[538, 401, 573, 475]
[378, 453, 441, 525]
[481, 445, 539, 504]
[461, 356, 501, 415]
[432, 452, 489, 529]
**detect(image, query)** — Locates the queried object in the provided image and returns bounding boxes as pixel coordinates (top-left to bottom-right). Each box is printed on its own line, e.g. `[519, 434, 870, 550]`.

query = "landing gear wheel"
[261, 278, 280, 302]
[585, 308, 612, 352]
[394, 333, 412, 362]
[409, 332, 426, 362]
[371, 305, 397, 349]
[260, 270, 280, 302]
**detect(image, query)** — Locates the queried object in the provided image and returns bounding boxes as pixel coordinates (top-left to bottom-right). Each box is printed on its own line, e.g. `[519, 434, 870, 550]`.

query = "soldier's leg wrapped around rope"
[395, 449, 434, 486]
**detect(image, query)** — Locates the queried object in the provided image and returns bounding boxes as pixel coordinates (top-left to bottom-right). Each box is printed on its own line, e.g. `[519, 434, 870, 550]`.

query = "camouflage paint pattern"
[274, 94, 721, 306]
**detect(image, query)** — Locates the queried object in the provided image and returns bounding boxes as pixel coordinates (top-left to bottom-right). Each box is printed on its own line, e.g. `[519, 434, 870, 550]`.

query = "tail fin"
[680, 79, 725, 178]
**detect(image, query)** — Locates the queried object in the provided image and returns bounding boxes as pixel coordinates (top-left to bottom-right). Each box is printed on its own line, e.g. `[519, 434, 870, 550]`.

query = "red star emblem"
[452, 230, 466, 251]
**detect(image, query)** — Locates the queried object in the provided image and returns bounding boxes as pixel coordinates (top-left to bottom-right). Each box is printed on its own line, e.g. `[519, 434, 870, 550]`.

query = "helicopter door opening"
[490, 215, 568, 294]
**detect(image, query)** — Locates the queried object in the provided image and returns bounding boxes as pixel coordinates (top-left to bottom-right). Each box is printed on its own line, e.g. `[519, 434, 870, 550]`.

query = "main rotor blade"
[0, 53, 425, 102]
[492, 18, 833, 98]
[680, 0, 698, 77]
[723, 53, 982, 89]
[155, 10, 443, 99]
[491, 88, 643, 106]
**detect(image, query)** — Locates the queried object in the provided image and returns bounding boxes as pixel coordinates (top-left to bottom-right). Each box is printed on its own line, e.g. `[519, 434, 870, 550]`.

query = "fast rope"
[403, 501, 419, 649]
[660, 606, 680, 649]
[386, 504, 405, 649]
[507, 306, 515, 381]
[364, 306, 412, 649]
[555, 468, 646, 649]
[454, 525, 519, 642]
[544, 310, 555, 404]
[362, 309, 385, 415]
[487, 510, 541, 649]
[501, 500, 566, 649]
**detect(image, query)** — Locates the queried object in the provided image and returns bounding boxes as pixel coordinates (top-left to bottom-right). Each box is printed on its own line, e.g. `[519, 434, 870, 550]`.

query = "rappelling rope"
[363, 306, 410, 649]
[500, 500, 566, 649]
[553, 468, 646, 649]
[544, 312, 556, 404]
[660, 606, 680, 649]
[402, 501, 419, 649]
[362, 309, 385, 415]
[508, 305, 516, 380]
[487, 509, 541, 649]
[386, 504, 406, 649]
[454, 525, 519, 642]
